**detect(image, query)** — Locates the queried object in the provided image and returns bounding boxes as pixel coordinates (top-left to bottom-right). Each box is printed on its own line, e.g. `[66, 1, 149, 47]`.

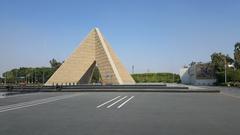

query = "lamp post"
[42, 71, 45, 84]
[224, 56, 227, 84]
[172, 72, 175, 83]
[132, 65, 134, 74]
[31, 69, 34, 84]
[4, 77, 6, 86]
[4, 73, 7, 85]
[15, 70, 18, 84]
[26, 74, 27, 84]
[34, 69, 37, 84]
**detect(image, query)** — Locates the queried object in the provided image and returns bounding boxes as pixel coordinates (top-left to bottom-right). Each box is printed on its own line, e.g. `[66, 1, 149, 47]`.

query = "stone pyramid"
[45, 28, 135, 85]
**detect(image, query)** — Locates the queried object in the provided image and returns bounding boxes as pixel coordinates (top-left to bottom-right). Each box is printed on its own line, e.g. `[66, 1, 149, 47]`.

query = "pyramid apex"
[93, 27, 99, 31]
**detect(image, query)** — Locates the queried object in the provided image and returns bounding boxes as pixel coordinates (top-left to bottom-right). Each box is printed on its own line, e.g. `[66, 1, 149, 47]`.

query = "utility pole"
[31, 69, 34, 84]
[172, 72, 175, 83]
[42, 71, 45, 84]
[26, 74, 27, 84]
[224, 56, 227, 84]
[132, 65, 134, 74]
[146, 69, 150, 82]
[4, 77, 6, 85]
[35, 69, 37, 84]
[15, 70, 18, 84]
[4, 73, 7, 85]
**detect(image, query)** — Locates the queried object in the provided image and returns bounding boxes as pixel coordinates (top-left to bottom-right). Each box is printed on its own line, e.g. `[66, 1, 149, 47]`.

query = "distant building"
[180, 66, 190, 84]
[180, 63, 216, 86]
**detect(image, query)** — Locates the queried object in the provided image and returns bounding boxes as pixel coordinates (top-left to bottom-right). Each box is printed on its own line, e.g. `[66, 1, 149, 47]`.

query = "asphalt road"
[0, 91, 240, 135]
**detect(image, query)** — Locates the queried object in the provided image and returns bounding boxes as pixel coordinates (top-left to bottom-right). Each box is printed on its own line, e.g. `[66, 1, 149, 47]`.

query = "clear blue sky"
[0, 0, 239, 76]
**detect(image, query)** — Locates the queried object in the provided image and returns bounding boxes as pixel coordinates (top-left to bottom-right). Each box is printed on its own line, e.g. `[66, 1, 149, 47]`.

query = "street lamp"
[224, 56, 227, 84]
[15, 70, 18, 84]
[172, 72, 175, 83]
[34, 69, 37, 84]
[3, 77, 6, 86]
[132, 65, 134, 74]
[5, 73, 7, 85]
[42, 71, 45, 84]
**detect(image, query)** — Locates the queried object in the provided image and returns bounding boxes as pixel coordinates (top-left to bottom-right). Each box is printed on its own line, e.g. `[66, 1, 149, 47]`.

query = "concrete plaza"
[0, 90, 240, 135]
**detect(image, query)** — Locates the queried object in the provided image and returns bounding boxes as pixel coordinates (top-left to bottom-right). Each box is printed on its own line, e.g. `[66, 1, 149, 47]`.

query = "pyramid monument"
[45, 28, 135, 85]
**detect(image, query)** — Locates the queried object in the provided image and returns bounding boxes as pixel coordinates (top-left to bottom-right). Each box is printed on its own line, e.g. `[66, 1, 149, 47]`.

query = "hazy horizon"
[0, 0, 239, 77]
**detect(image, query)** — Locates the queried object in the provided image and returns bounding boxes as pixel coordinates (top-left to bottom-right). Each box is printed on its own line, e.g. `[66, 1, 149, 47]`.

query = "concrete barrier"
[0, 84, 220, 93]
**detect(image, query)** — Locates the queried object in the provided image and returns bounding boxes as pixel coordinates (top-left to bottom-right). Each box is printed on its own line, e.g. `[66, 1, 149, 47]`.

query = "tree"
[1, 59, 63, 84]
[211, 53, 233, 72]
[49, 58, 62, 70]
[189, 61, 196, 66]
[0, 77, 3, 84]
[234, 42, 240, 69]
[226, 55, 234, 65]
[211, 53, 226, 72]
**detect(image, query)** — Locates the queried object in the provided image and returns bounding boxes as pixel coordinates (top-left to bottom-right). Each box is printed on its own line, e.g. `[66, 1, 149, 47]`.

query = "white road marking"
[0, 92, 43, 98]
[117, 96, 134, 109]
[107, 96, 127, 108]
[0, 94, 82, 113]
[220, 92, 240, 99]
[0, 94, 76, 110]
[96, 96, 121, 108]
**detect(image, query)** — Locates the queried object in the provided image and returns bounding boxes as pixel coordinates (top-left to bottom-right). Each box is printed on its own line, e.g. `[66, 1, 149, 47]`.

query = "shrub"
[132, 73, 180, 83]
[216, 69, 240, 83]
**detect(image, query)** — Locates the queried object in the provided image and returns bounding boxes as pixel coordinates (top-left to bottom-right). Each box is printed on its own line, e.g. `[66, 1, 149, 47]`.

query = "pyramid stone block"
[45, 28, 135, 85]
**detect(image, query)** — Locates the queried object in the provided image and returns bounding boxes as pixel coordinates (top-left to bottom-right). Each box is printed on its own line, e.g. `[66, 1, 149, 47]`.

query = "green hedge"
[216, 69, 240, 83]
[131, 73, 180, 83]
[2, 67, 54, 84]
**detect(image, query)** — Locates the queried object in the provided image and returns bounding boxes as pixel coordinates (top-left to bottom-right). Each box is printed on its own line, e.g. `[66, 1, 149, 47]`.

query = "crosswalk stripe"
[107, 96, 128, 108]
[117, 96, 134, 109]
[0, 94, 82, 113]
[96, 96, 121, 108]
